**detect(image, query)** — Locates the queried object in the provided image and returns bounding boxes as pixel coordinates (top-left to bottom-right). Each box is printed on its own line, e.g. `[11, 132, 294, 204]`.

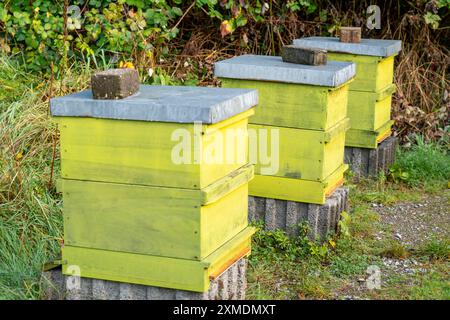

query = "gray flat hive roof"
[214, 55, 355, 87]
[293, 37, 402, 57]
[50, 85, 258, 124]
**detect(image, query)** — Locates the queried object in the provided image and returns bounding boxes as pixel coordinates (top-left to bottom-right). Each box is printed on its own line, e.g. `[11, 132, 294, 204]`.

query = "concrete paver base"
[249, 187, 349, 240]
[42, 258, 247, 300]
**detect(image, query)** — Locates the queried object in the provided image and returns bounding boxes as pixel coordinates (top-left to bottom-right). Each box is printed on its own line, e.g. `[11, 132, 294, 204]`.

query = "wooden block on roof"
[91, 68, 140, 100]
[281, 45, 327, 66]
[340, 27, 362, 43]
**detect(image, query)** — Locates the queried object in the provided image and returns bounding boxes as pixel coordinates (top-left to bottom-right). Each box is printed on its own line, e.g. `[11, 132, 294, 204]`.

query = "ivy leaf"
[424, 12, 441, 29]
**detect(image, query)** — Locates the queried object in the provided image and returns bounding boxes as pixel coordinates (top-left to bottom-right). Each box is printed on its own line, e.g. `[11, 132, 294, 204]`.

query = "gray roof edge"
[215, 58, 356, 87]
[50, 87, 258, 124]
[332, 62, 356, 87]
[293, 37, 402, 57]
[209, 88, 258, 123]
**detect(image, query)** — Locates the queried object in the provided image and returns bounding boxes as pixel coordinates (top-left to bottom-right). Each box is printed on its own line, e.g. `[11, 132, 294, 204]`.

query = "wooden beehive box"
[50, 85, 258, 292]
[215, 55, 355, 204]
[294, 37, 402, 148]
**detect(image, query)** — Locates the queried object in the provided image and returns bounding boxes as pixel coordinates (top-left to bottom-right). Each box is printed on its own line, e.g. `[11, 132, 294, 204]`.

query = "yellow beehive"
[215, 55, 355, 204]
[50, 85, 258, 292]
[294, 37, 402, 148]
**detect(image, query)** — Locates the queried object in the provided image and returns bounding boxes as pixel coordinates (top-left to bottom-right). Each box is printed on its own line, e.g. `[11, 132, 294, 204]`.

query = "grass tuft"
[390, 135, 450, 188]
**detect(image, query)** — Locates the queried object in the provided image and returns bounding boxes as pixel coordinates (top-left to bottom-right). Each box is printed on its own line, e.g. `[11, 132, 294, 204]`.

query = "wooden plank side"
[58, 117, 201, 189]
[347, 89, 393, 131]
[326, 84, 349, 131]
[249, 175, 326, 204]
[204, 227, 255, 278]
[201, 184, 249, 258]
[58, 112, 252, 190]
[373, 95, 393, 131]
[201, 115, 250, 189]
[201, 164, 253, 205]
[62, 227, 255, 292]
[345, 120, 394, 149]
[376, 56, 395, 92]
[62, 179, 203, 260]
[249, 164, 347, 204]
[221, 79, 337, 130]
[328, 53, 395, 92]
[250, 123, 347, 181]
[322, 128, 347, 180]
[62, 245, 209, 292]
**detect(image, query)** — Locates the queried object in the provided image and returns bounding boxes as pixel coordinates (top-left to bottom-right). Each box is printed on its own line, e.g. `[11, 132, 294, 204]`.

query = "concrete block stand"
[249, 187, 349, 241]
[344, 136, 398, 178]
[42, 258, 247, 300]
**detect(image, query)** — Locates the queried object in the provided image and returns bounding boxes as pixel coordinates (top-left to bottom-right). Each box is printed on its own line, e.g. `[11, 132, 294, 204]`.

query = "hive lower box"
[248, 119, 349, 204]
[43, 258, 248, 300]
[345, 84, 396, 149]
[249, 187, 349, 241]
[60, 164, 253, 261]
[347, 84, 396, 132]
[345, 119, 394, 149]
[345, 136, 398, 178]
[62, 227, 254, 293]
[59, 164, 255, 292]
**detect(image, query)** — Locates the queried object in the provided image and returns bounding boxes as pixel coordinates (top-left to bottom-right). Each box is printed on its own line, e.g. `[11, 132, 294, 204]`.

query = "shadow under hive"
[50, 85, 259, 295]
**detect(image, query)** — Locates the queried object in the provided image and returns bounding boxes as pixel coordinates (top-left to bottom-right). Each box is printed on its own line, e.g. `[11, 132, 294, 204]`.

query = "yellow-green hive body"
[215, 55, 356, 204]
[293, 37, 402, 148]
[50, 85, 258, 292]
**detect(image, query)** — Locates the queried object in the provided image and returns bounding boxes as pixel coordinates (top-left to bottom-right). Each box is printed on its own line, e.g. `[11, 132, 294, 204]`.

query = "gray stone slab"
[293, 37, 402, 57]
[345, 136, 398, 178]
[43, 258, 247, 300]
[214, 54, 355, 87]
[91, 68, 140, 100]
[50, 85, 258, 124]
[249, 187, 349, 241]
[281, 45, 327, 65]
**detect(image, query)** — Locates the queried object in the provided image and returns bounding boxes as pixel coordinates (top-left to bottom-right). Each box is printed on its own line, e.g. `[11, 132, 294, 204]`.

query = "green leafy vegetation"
[389, 135, 450, 188]
[0, 1, 449, 300]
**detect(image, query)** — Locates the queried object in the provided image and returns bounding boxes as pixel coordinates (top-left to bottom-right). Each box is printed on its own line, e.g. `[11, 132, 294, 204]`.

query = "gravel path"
[334, 190, 449, 300]
[372, 190, 450, 247]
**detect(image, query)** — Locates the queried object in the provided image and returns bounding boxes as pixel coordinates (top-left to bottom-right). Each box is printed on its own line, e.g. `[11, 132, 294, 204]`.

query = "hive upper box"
[293, 37, 402, 57]
[50, 85, 258, 124]
[214, 54, 356, 87]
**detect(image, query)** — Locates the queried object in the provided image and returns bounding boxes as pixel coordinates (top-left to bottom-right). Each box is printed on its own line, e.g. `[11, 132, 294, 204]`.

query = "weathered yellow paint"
[61, 166, 252, 261]
[201, 164, 254, 205]
[347, 84, 395, 131]
[249, 164, 348, 204]
[221, 78, 349, 131]
[54, 109, 254, 190]
[346, 120, 394, 148]
[62, 227, 255, 292]
[249, 118, 349, 182]
[327, 53, 396, 92]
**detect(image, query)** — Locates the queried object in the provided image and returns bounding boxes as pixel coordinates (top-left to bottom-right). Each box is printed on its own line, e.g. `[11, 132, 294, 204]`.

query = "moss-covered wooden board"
[55, 109, 254, 190]
[62, 227, 255, 293]
[221, 78, 349, 131]
[249, 118, 349, 182]
[60, 164, 253, 261]
[327, 53, 395, 92]
[347, 84, 396, 131]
